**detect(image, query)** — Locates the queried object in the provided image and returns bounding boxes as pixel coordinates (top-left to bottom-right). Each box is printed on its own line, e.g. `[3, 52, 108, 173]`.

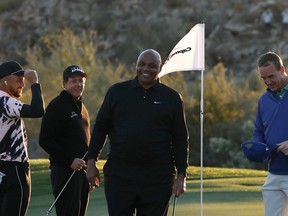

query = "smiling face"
[5, 75, 25, 98]
[63, 74, 86, 100]
[136, 49, 162, 89]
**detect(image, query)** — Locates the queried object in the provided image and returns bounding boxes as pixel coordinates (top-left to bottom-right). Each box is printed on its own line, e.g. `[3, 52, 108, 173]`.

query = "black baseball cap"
[63, 65, 87, 80]
[0, 61, 24, 79]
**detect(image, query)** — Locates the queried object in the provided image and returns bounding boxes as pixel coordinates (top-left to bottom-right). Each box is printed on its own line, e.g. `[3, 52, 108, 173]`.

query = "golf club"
[162, 196, 171, 216]
[162, 194, 178, 216]
[45, 151, 88, 216]
[172, 195, 177, 216]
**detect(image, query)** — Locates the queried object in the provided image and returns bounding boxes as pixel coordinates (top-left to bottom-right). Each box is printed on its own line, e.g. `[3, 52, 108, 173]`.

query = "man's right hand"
[86, 159, 101, 191]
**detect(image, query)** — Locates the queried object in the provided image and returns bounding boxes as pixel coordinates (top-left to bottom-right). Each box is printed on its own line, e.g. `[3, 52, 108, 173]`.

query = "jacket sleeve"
[20, 83, 45, 118]
[88, 88, 112, 161]
[253, 99, 265, 143]
[39, 102, 75, 167]
[171, 93, 189, 177]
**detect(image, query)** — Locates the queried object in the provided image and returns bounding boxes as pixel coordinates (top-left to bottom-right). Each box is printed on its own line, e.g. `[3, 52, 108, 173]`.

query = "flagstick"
[156, 22, 205, 216]
[200, 69, 204, 216]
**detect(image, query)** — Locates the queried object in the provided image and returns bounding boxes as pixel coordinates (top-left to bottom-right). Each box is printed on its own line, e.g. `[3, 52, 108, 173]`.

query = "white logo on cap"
[71, 67, 83, 73]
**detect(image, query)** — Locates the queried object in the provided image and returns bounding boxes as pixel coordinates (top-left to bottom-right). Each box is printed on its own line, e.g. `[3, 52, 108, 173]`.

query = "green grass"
[27, 160, 267, 216]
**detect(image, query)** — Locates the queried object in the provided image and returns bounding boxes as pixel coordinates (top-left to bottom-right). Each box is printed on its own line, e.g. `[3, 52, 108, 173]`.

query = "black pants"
[50, 165, 90, 216]
[104, 175, 174, 216]
[0, 162, 30, 216]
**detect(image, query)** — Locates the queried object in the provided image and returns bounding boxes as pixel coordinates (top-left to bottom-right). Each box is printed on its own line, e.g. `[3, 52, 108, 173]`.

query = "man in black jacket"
[39, 65, 90, 216]
[0, 61, 45, 216]
[86, 49, 189, 216]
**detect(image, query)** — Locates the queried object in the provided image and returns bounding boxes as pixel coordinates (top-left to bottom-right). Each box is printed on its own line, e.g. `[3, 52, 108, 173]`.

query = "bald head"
[136, 49, 162, 66]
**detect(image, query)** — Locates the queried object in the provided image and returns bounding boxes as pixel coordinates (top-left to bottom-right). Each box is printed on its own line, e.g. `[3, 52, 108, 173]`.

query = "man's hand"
[24, 69, 38, 84]
[70, 158, 86, 171]
[277, 140, 288, 155]
[86, 159, 101, 192]
[172, 174, 186, 197]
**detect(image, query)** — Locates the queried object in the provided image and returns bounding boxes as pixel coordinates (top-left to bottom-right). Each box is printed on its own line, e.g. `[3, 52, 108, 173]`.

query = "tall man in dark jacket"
[0, 61, 45, 216]
[39, 65, 90, 216]
[86, 49, 189, 216]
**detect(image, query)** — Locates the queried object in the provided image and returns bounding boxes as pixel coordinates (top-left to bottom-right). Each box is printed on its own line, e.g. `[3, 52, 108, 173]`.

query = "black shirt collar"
[131, 76, 161, 91]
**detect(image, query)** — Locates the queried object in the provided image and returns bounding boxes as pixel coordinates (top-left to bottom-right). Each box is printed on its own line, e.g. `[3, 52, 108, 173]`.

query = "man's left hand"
[172, 174, 186, 197]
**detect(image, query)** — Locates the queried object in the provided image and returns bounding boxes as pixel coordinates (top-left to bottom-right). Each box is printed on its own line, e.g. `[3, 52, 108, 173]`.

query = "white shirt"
[0, 90, 28, 163]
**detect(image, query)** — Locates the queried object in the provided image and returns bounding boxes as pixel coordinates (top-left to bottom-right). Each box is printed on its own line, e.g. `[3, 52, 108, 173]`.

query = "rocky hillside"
[0, 0, 288, 76]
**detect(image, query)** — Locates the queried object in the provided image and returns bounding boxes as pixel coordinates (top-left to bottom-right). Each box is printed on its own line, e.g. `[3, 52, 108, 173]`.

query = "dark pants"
[104, 174, 174, 216]
[0, 162, 30, 216]
[51, 165, 90, 216]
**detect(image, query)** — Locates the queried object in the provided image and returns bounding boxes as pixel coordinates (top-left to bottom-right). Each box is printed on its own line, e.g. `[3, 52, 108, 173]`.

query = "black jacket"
[39, 90, 90, 167]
